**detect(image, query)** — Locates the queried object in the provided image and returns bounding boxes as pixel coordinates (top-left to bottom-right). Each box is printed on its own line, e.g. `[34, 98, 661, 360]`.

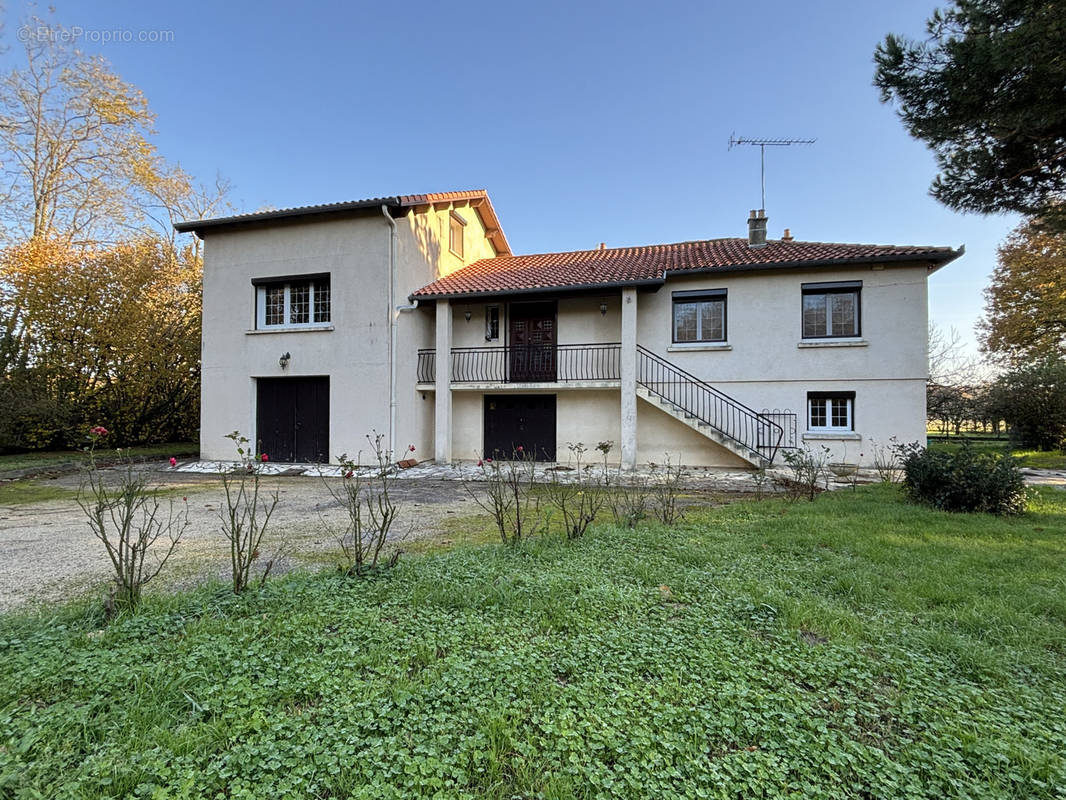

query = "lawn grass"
[0, 442, 198, 475]
[928, 438, 1066, 470]
[1, 485, 1064, 798]
[0, 479, 79, 505]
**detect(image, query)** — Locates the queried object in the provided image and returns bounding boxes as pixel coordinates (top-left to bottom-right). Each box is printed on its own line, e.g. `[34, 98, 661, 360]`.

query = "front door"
[508, 301, 556, 381]
[256, 376, 330, 463]
[483, 394, 557, 461]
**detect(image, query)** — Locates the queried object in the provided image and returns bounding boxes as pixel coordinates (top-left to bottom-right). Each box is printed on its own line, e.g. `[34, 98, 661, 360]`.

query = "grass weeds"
[0, 485, 1064, 798]
[0, 442, 198, 475]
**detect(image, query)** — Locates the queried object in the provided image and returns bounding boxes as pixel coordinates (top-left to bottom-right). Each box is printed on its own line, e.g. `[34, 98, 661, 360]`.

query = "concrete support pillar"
[434, 299, 452, 463]
[620, 288, 638, 469]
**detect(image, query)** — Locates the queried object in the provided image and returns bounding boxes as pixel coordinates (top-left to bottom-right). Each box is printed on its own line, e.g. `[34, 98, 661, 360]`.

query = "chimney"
[747, 209, 768, 248]
[598, 242, 606, 250]
[782, 228, 793, 243]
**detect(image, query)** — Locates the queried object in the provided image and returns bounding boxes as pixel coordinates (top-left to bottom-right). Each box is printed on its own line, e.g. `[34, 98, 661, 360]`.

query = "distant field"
[927, 438, 1066, 470]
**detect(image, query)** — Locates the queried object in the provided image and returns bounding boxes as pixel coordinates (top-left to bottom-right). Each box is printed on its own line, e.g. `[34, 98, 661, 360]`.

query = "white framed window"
[449, 211, 466, 258]
[802, 281, 860, 339]
[672, 289, 726, 343]
[255, 275, 331, 329]
[807, 392, 854, 431]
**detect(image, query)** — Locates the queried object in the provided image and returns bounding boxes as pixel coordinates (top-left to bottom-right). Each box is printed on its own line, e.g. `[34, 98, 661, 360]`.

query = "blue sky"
[2, 0, 1019, 355]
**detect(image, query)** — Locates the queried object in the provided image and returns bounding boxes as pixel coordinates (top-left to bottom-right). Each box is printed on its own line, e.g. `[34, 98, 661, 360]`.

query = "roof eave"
[663, 248, 965, 279]
[409, 277, 665, 302]
[173, 197, 403, 238]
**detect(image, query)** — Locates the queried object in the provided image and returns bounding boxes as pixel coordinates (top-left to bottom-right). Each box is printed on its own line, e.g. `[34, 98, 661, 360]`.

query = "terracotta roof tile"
[411, 238, 961, 298]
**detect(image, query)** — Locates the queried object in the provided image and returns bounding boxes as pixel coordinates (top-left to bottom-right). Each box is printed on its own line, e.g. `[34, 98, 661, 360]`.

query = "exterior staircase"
[636, 345, 787, 467]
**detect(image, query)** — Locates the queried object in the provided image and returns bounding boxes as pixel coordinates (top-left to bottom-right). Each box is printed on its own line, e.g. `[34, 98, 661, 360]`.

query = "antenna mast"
[728, 134, 815, 210]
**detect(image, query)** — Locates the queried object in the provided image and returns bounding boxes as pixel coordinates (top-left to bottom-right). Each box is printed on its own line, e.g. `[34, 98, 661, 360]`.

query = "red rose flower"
[169, 457, 177, 467]
[261, 453, 269, 462]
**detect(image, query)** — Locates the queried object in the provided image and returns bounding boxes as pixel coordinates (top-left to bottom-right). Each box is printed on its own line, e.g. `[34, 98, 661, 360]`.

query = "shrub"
[77, 426, 189, 616]
[648, 454, 686, 525]
[779, 445, 831, 501]
[324, 433, 403, 575]
[218, 431, 280, 593]
[896, 440, 1027, 514]
[460, 448, 548, 545]
[543, 442, 608, 540]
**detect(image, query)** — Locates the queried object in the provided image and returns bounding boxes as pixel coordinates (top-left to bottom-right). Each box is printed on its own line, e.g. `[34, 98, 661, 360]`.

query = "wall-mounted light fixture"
[279, 352, 291, 368]
[464, 309, 472, 322]
[599, 302, 608, 316]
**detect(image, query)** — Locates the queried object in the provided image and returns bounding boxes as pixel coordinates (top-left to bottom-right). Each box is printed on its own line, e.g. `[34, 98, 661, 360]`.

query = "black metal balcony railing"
[417, 343, 621, 384]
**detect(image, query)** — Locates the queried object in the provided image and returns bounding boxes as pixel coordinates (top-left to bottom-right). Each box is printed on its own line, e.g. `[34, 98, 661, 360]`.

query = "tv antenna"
[728, 134, 816, 210]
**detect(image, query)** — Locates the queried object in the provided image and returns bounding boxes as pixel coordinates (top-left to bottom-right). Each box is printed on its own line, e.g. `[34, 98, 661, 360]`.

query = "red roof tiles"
[411, 238, 961, 299]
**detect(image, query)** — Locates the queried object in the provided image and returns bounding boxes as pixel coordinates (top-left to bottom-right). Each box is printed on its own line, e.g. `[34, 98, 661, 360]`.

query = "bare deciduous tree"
[0, 18, 160, 243]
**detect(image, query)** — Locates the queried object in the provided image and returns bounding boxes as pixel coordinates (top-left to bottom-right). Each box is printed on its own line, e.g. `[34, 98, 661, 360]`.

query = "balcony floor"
[415, 380, 620, 392]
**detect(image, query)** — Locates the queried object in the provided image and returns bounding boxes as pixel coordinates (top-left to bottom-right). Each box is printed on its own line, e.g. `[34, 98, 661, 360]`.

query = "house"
[174, 190, 961, 469]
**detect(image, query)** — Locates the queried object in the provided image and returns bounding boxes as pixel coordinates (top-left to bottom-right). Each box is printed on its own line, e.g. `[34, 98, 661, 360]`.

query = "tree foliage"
[0, 14, 228, 451]
[980, 216, 1066, 360]
[874, 0, 1066, 228]
[0, 237, 202, 449]
[984, 357, 1066, 450]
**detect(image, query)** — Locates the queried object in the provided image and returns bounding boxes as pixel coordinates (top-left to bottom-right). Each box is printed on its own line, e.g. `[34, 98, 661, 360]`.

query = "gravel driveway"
[0, 465, 478, 613]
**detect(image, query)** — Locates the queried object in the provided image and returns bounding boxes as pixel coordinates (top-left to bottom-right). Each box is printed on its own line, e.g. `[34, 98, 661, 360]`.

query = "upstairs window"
[485, 305, 500, 341]
[802, 281, 860, 339]
[672, 289, 726, 343]
[807, 391, 854, 431]
[255, 275, 331, 329]
[449, 211, 466, 258]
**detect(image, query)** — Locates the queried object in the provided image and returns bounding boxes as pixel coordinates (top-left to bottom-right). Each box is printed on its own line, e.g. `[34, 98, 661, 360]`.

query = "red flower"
[345, 470, 353, 479]
[408, 444, 416, 452]
[485, 457, 493, 463]
[261, 453, 269, 462]
[477, 459, 483, 467]
[169, 457, 177, 467]
[89, 426, 109, 437]
[516, 446, 524, 453]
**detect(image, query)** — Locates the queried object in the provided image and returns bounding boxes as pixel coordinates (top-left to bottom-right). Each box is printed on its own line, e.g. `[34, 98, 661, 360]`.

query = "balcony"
[417, 343, 621, 388]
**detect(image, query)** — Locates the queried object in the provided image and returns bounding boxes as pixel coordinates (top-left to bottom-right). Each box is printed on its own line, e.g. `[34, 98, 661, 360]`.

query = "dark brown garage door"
[256, 377, 330, 463]
[484, 394, 556, 461]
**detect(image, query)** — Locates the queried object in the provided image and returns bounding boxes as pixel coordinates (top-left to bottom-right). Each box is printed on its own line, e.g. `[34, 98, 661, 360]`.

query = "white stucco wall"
[634, 265, 929, 464]
[201, 204, 932, 470]
[439, 263, 930, 467]
[200, 200, 495, 464]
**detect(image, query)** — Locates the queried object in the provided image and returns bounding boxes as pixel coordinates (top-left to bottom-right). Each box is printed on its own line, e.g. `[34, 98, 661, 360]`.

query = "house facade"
[176, 191, 961, 469]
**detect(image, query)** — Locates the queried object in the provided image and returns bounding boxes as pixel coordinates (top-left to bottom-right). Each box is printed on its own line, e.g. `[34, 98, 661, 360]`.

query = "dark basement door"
[483, 394, 557, 461]
[256, 376, 330, 463]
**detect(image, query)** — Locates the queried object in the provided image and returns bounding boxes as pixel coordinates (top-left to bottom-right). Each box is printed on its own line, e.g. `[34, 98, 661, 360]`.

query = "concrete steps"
[636, 385, 769, 468]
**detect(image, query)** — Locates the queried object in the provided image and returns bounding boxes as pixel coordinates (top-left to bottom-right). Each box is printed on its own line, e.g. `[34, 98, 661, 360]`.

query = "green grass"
[928, 438, 1066, 469]
[0, 442, 198, 474]
[1, 486, 1065, 798]
[0, 480, 79, 505]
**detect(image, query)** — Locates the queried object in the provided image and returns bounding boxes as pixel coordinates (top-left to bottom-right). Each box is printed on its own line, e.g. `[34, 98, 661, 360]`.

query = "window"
[485, 305, 500, 341]
[802, 281, 860, 338]
[807, 392, 854, 431]
[449, 211, 466, 258]
[672, 289, 726, 343]
[255, 275, 331, 329]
